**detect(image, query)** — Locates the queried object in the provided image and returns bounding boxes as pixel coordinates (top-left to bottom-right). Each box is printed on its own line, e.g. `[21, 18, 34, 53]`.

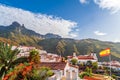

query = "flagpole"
[109, 54, 111, 77]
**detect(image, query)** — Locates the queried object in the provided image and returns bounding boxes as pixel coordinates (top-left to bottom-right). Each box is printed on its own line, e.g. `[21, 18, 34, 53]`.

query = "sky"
[0, 0, 120, 42]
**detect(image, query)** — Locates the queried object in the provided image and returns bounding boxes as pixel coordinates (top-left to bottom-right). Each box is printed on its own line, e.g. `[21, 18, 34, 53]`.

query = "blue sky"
[0, 0, 120, 42]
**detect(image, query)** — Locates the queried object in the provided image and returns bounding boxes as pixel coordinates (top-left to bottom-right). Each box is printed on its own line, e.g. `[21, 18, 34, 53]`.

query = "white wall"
[78, 59, 97, 63]
[52, 70, 64, 80]
[64, 63, 79, 80]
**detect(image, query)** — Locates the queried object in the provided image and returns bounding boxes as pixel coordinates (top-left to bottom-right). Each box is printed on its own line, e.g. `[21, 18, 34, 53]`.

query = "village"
[12, 45, 120, 80]
[0, 0, 120, 80]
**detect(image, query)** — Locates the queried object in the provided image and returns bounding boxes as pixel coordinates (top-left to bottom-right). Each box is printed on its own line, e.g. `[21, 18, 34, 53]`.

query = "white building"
[39, 62, 79, 80]
[12, 46, 36, 58]
[14, 45, 62, 62]
[40, 52, 61, 62]
[67, 53, 98, 64]
[64, 63, 79, 80]
[101, 61, 120, 70]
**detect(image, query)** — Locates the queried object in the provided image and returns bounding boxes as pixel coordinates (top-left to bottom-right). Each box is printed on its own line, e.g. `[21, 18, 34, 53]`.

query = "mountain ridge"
[0, 21, 61, 39]
[0, 22, 120, 62]
[38, 38, 120, 61]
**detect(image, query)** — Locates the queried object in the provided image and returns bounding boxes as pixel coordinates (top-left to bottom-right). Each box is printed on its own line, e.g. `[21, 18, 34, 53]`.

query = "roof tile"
[39, 62, 67, 70]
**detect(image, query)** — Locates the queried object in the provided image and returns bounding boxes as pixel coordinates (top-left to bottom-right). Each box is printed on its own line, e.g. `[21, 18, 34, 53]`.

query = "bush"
[79, 72, 91, 79]
[71, 58, 78, 65]
[92, 62, 98, 70]
[85, 67, 92, 75]
[79, 67, 93, 79]
[47, 70, 54, 76]
[86, 61, 92, 66]
[112, 74, 117, 79]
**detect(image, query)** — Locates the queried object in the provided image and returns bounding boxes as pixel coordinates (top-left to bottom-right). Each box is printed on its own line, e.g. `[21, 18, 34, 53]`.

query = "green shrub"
[79, 72, 91, 79]
[71, 58, 78, 65]
[112, 74, 117, 79]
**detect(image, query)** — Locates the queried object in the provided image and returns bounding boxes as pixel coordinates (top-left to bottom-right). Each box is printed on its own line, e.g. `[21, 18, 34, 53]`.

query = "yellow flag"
[99, 48, 110, 57]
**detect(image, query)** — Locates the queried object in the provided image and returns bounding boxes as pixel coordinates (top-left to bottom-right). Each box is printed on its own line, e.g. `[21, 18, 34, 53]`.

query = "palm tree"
[0, 42, 28, 78]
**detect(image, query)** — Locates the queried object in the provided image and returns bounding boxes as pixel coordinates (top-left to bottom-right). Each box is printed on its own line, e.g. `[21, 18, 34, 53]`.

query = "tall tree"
[0, 42, 28, 78]
[56, 40, 66, 57]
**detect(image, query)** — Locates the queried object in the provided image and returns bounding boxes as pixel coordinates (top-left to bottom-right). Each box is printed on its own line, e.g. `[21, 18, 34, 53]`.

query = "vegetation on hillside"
[56, 40, 66, 56]
[0, 22, 120, 62]
[38, 38, 120, 62]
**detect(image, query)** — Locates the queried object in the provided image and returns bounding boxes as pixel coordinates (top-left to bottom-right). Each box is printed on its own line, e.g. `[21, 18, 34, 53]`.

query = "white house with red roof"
[39, 62, 79, 80]
[16, 46, 36, 58]
[67, 52, 98, 64]
[101, 61, 120, 70]
[13, 45, 61, 62]
[12, 46, 36, 58]
[40, 52, 61, 62]
[64, 63, 79, 80]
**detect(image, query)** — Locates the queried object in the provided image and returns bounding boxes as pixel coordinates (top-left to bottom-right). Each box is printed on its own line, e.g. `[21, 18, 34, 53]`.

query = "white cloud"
[94, 31, 107, 36]
[94, 0, 120, 13]
[79, 0, 120, 13]
[69, 33, 78, 38]
[0, 4, 77, 38]
[79, 0, 88, 4]
[114, 39, 120, 42]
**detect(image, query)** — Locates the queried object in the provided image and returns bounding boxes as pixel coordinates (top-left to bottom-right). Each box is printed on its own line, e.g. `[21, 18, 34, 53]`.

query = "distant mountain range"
[0, 22, 61, 48]
[0, 21, 120, 62]
[0, 21, 61, 39]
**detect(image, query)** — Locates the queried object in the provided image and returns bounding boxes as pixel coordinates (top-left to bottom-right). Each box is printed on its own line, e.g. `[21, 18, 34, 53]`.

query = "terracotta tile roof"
[39, 62, 67, 70]
[67, 56, 73, 58]
[69, 64, 79, 68]
[67, 55, 95, 60]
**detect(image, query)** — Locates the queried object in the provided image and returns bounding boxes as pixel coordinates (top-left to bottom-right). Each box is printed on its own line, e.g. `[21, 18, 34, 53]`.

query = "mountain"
[0, 22, 61, 47]
[0, 21, 61, 39]
[38, 38, 120, 62]
[0, 21, 44, 47]
[44, 33, 61, 39]
[0, 21, 42, 38]
[0, 22, 120, 62]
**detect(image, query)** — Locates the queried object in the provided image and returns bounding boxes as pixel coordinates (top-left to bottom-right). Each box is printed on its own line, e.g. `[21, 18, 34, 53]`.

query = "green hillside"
[0, 22, 43, 48]
[38, 38, 120, 62]
[0, 22, 120, 62]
